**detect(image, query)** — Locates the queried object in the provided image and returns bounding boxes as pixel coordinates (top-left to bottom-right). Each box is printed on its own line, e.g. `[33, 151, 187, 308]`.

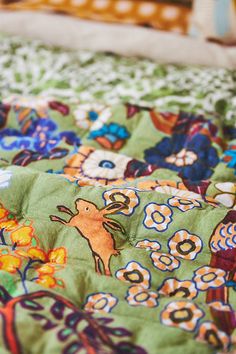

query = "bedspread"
[0, 34, 235, 354]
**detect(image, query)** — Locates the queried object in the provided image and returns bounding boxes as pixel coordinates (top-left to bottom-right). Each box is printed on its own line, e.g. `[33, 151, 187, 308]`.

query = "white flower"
[214, 182, 236, 209]
[0, 170, 12, 189]
[73, 103, 111, 130]
[82, 150, 131, 180]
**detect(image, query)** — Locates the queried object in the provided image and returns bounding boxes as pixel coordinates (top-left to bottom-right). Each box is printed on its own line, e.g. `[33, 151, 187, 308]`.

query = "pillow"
[0, 0, 192, 35]
[190, 0, 236, 44]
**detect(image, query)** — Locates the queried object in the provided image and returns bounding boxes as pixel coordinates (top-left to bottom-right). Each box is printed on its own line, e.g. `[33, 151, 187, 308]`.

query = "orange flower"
[36, 263, 64, 289]
[168, 197, 201, 212]
[151, 252, 180, 272]
[36, 274, 56, 288]
[19, 247, 67, 265]
[135, 239, 161, 251]
[37, 264, 55, 275]
[34, 247, 67, 289]
[168, 230, 203, 260]
[158, 278, 198, 299]
[161, 301, 204, 331]
[143, 203, 173, 232]
[27, 247, 47, 262]
[196, 321, 230, 350]
[0, 219, 18, 230]
[0, 253, 21, 273]
[126, 286, 158, 308]
[116, 261, 151, 289]
[0, 204, 18, 231]
[103, 188, 140, 215]
[48, 247, 67, 264]
[0, 206, 8, 219]
[11, 226, 34, 246]
[84, 293, 118, 313]
[193, 266, 226, 291]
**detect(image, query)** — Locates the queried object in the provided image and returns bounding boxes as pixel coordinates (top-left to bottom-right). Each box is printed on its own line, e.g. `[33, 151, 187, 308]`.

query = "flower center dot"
[88, 110, 99, 121]
[94, 298, 107, 309]
[135, 292, 149, 302]
[160, 255, 172, 266]
[202, 273, 217, 282]
[99, 160, 115, 169]
[152, 211, 164, 224]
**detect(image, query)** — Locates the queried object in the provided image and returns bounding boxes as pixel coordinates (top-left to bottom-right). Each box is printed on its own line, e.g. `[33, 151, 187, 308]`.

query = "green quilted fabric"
[0, 33, 235, 354]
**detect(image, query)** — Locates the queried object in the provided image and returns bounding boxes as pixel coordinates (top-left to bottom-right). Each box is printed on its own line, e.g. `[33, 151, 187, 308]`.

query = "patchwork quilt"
[0, 34, 236, 354]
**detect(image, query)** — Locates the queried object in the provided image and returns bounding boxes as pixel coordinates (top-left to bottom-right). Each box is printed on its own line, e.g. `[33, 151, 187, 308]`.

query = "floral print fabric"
[0, 33, 235, 354]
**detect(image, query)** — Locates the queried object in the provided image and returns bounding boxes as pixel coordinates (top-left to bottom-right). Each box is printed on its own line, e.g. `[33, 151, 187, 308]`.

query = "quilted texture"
[0, 34, 235, 354]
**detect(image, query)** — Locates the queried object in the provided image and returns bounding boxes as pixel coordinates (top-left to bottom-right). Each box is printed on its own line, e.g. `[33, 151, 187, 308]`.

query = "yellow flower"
[0, 204, 18, 230]
[27, 247, 47, 262]
[11, 226, 34, 246]
[35, 263, 64, 289]
[19, 247, 67, 265]
[33, 247, 67, 289]
[48, 247, 66, 264]
[0, 206, 8, 219]
[37, 264, 54, 275]
[0, 219, 18, 231]
[36, 274, 56, 288]
[0, 254, 21, 273]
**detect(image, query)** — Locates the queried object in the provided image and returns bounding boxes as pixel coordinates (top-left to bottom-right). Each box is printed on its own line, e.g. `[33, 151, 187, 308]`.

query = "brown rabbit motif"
[50, 198, 127, 276]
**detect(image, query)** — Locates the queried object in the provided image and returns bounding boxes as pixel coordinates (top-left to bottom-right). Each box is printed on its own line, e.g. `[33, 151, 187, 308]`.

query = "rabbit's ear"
[103, 220, 125, 234]
[102, 202, 127, 215]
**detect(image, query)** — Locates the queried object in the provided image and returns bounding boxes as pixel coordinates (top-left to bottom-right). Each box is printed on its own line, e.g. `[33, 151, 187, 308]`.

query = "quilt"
[0, 34, 235, 354]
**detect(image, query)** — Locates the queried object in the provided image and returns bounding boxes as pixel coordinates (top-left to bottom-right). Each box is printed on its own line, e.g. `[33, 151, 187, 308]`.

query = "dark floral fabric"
[0, 104, 80, 166]
[144, 133, 219, 180]
[144, 112, 222, 181]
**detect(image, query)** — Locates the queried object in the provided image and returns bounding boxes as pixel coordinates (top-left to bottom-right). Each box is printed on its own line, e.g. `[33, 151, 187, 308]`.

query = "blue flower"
[144, 133, 219, 181]
[30, 119, 57, 142]
[33, 137, 59, 154]
[89, 123, 130, 150]
[58, 131, 81, 146]
[0, 106, 81, 167]
[223, 145, 236, 174]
